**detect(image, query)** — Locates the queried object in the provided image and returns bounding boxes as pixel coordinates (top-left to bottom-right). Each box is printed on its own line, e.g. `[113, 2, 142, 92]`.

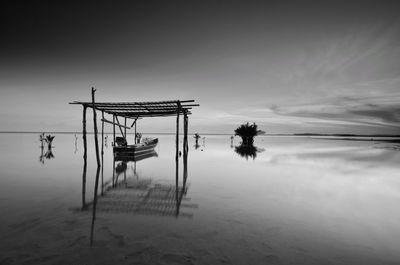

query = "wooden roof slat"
[70, 100, 195, 106]
[70, 99, 198, 119]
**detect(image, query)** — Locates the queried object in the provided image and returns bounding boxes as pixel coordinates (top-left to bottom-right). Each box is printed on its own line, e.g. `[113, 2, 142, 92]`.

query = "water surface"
[0, 133, 400, 265]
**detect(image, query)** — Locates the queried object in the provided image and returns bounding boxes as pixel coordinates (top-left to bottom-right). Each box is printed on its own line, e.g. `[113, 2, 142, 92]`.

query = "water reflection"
[115, 161, 127, 174]
[234, 144, 265, 160]
[74, 134, 78, 154]
[39, 143, 55, 164]
[194, 142, 201, 150]
[38, 133, 56, 164]
[87, 147, 196, 246]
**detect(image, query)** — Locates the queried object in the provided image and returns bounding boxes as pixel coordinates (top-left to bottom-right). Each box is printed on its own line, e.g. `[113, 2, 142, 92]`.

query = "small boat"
[113, 138, 158, 155]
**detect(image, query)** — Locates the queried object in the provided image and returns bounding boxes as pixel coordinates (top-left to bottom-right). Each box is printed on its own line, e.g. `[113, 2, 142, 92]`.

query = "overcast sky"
[1, 1, 400, 134]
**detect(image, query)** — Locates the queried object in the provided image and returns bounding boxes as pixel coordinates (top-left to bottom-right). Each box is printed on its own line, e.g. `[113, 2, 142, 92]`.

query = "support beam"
[175, 101, 181, 160]
[92, 88, 101, 168]
[81, 105, 87, 209]
[114, 116, 125, 138]
[113, 115, 116, 146]
[101, 111, 104, 196]
[90, 87, 101, 245]
[101, 118, 131, 129]
[130, 118, 138, 128]
[134, 121, 137, 143]
[175, 102, 181, 216]
[183, 111, 188, 154]
[124, 117, 127, 142]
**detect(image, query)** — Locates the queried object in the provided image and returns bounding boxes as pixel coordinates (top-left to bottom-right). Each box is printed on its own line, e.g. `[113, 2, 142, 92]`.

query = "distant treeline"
[293, 133, 400, 137]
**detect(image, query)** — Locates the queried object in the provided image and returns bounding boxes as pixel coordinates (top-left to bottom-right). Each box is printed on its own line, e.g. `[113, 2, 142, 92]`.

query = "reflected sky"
[0, 134, 400, 264]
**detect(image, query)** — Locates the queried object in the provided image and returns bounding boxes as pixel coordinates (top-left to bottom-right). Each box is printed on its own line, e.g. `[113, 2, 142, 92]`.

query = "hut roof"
[70, 100, 198, 118]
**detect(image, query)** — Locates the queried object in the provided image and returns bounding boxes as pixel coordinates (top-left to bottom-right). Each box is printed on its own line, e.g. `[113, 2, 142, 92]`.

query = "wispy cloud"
[266, 95, 400, 133]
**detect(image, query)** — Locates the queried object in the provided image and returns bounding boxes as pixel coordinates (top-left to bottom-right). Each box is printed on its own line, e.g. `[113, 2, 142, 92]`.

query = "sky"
[1, 0, 400, 134]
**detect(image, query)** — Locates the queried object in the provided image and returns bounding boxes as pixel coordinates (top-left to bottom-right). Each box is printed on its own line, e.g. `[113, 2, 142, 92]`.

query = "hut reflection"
[88, 149, 196, 245]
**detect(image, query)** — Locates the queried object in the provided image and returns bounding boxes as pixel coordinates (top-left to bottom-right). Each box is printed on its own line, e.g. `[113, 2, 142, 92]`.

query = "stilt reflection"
[87, 148, 196, 246]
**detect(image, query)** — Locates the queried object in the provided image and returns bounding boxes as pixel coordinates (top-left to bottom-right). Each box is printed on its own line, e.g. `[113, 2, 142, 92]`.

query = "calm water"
[1, 133, 400, 265]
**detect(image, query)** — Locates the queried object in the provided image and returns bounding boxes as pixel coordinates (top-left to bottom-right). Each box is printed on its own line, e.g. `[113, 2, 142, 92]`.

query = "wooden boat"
[115, 150, 158, 162]
[113, 138, 158, 155]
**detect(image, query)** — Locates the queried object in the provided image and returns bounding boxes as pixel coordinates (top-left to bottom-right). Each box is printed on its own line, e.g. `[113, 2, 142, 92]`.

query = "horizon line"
[0, 131, 399, 137]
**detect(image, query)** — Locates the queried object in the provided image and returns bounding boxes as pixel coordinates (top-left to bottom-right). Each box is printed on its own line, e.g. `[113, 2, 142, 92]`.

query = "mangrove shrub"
[234, 122, 263, 145]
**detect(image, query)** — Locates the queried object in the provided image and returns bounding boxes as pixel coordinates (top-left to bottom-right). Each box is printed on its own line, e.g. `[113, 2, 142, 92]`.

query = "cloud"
[267, 95, 400, 132]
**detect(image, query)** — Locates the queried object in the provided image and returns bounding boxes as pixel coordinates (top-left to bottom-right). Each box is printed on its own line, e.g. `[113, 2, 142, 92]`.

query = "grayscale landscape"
[0, 1, 400, 265]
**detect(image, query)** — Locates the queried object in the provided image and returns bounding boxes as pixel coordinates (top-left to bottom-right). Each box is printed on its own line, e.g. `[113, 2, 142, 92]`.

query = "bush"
[234, 122, 263, 145]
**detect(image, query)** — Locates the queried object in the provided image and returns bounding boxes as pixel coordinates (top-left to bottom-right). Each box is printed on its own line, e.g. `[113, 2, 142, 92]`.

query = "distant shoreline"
[0, 131, 399, 138]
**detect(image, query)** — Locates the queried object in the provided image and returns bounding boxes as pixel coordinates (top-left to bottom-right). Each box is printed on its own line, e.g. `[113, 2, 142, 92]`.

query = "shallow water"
[1, 133, 400, 265]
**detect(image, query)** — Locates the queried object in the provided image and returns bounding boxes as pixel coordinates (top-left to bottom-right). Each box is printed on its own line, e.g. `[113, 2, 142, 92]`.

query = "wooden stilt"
[186, 116, 189, 152]
[113, 115, 116, 146]
[124, 117, 127, 136]
[176, 101, 181, 160]
[175, 102, 181, 217]
[90, 166, 100, 246]
[183, 111, 188, 154]
[183, 113, 188, 184]
[112, 155, 116, 187]
[175, 136, 179, 217]
[92, 88, 101, 168]
[81, 105, 87, 209]
[90, 87, 101, 245]
[134, 120, 137, 143]
[101, 111, 104, 196]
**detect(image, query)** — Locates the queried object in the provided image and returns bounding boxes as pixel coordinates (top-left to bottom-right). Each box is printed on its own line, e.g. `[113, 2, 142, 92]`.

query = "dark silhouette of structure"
[71, 88, 199, 212]
[71, 89, 199, 245]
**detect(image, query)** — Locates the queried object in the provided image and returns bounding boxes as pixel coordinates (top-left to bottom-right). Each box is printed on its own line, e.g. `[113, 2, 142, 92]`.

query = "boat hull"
[113, 138, 158, 155]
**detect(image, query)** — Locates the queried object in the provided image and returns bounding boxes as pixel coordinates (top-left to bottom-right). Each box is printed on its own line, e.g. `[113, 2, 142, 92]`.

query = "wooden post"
[92, 88, 101, 168]
[101, 111, 104, 196]
[113, 115, 116, 146]
[134, 120, 137, 143]
[175, 135, 179, 217]
[175, 102, 181, 217]
[176, 101, 181, 160]
[124, 117, 127, 143]
[90, 87, 101, 245]
[186, 115, 189, 152]
[90, 166, 101, 246]
[183, 119, 188, 183]
[81, 105, 88, 209]
[183, 111, 188, 155]
[112, 155, 116, 187]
